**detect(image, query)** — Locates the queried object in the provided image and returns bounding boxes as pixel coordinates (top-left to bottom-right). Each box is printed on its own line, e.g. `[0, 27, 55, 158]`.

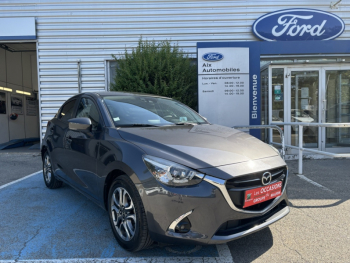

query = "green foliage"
[111, 38, 198, 110]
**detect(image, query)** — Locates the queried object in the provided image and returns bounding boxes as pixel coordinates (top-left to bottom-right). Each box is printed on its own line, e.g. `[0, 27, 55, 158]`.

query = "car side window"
[76, 98, 101, 131]
[58, 99, 76, 121]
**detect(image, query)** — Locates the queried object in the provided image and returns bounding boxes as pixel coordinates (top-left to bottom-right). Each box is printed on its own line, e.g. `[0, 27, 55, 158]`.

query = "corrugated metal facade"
[0, 0, 349, 139]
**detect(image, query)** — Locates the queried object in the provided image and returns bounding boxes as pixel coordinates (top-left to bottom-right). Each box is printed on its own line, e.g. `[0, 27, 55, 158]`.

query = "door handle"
[66, 136, 72, 143]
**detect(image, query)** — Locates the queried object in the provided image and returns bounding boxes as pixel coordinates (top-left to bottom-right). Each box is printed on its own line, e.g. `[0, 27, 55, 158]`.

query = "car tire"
[108, 175, 153, 252]
[43, 152, 63, 189]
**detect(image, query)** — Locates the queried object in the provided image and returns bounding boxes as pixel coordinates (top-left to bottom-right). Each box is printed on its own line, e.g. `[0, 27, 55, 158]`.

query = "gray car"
[41, 92, 289, 251]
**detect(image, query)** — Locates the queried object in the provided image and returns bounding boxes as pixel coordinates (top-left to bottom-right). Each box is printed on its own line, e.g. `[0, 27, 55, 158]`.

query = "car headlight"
[143, 155, 205, 186]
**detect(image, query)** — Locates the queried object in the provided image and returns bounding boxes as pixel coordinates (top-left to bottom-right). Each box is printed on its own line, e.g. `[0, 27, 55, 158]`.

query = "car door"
[63, 96, 104, 200]
[50, 98, 78, 181]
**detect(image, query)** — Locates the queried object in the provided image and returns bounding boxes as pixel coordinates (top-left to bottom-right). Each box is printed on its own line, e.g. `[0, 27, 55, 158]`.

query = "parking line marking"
[297, 174, 334, 193]
[0, 244, 233, 262]
[0, 170, 42, 190]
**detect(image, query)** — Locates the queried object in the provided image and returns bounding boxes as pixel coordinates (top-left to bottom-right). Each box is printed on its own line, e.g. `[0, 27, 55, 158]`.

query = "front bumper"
[210, 203, 289, 244]
[137, 167, 289, 245]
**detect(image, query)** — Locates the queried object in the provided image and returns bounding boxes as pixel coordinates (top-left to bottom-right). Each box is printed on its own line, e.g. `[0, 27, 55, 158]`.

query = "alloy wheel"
[111, 187, 137, 241]
[43, 155, 52, 183]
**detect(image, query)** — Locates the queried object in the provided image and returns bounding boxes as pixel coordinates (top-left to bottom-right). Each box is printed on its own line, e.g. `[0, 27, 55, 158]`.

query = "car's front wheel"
[43, 152, 63, 189]
[108, 175, 153, 251]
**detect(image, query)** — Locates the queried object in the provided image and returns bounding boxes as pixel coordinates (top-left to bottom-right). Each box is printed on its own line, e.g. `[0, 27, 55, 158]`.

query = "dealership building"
[0, 1, 349, 156]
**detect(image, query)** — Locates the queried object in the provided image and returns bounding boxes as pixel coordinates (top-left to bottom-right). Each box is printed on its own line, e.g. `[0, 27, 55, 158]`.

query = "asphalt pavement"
[0, 146, 41, 186]
[0, 149, 349, 262]
[228, 158, 350, 262]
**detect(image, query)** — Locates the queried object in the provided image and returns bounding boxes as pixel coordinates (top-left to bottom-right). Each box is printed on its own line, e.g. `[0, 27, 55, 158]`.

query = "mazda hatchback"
[42, 92, 289, 251]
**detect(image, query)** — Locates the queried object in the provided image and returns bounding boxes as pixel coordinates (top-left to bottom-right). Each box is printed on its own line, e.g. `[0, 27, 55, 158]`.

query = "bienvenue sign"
[252, 9, 345, 41]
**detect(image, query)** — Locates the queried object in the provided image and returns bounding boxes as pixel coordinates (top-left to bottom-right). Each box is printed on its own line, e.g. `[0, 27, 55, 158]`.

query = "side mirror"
[68, 117, 91, 132]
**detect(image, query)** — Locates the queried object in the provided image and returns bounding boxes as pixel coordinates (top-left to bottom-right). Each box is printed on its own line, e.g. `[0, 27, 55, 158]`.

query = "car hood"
[117, 124, 279, 169]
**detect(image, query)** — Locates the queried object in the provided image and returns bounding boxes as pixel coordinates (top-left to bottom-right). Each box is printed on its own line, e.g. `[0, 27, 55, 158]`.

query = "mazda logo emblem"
[261, 172, 272, 186]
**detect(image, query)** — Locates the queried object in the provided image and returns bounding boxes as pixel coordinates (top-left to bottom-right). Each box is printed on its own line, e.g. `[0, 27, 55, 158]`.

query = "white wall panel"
[0, 49, 6, 83]
[31, 54, 38, 91]
[22, 53, 32, 89]
[7, 92, 25, 141]
[6, 52, 22, 87]
[24, 97, 40, 139]
[0, 81, 9, 144]
[0, 0, 349, 139]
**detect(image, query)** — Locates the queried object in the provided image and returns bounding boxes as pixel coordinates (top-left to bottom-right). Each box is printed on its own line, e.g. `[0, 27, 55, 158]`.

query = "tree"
[111, 38, 198, 110]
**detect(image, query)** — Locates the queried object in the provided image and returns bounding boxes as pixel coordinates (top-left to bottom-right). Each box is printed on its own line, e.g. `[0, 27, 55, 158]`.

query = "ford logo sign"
[252, 9, 345, 41]
[202, 52, 224, 62]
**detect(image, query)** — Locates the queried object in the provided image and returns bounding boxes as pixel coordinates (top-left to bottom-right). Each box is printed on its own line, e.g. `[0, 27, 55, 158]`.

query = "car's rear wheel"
[108, 175, 153, 251]
[43, 152, 63, 189]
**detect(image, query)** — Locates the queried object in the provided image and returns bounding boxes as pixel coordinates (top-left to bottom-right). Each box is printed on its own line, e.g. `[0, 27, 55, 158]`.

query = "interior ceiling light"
[16, 90, 31, 96]
[0, 87, 12, 92]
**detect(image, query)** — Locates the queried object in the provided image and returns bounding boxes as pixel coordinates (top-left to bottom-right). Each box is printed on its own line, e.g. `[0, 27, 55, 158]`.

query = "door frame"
[268, 63, 350, 154]
[321, 65, 350, 152]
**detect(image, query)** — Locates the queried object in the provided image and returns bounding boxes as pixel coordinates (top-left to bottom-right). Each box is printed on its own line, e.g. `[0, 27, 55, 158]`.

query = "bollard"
[298, 124, 303, 175]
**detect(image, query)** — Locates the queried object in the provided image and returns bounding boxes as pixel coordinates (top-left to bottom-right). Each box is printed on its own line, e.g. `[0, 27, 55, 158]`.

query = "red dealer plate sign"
[243, 181, 282, 208]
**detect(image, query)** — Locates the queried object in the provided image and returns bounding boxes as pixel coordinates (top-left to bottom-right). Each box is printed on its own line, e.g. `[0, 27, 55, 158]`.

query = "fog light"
[168, 210, 193, 233]
[175, 217, 191, 233]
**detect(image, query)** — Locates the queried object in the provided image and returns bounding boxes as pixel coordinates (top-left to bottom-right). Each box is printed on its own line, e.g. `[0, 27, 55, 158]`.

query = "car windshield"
[103, 95, 207, 127]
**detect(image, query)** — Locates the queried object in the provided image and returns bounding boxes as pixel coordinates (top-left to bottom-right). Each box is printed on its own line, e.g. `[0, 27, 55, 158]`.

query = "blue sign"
[252, 9, 345, 41]
[202, 52, 224, 62]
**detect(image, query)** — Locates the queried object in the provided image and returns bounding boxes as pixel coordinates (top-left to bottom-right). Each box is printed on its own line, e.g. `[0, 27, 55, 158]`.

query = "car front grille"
[225, 166, 288, 211]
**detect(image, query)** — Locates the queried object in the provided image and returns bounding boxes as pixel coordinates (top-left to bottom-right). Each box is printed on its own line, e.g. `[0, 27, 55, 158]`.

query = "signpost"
[198, 47, 250, 128]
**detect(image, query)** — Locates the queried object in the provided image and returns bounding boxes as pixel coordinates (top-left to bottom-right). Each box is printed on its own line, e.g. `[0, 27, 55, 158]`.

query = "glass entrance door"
[324, 70, 350, 151]
[269, 66, 321, 151]
[269, 65, 350, 154]
[289, 69, 320, 148]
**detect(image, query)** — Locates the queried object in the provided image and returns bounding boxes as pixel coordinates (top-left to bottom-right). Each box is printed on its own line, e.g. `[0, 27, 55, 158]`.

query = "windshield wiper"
[174, 122, 198, 125]
[117, 124, 160, 127]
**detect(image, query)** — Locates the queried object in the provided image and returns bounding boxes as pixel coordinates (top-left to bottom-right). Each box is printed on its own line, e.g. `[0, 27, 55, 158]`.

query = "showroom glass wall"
[261, 57, 350, 153]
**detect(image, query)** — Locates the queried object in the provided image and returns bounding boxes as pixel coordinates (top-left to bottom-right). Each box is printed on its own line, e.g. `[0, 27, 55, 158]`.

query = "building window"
[107, 60, 119, 91]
